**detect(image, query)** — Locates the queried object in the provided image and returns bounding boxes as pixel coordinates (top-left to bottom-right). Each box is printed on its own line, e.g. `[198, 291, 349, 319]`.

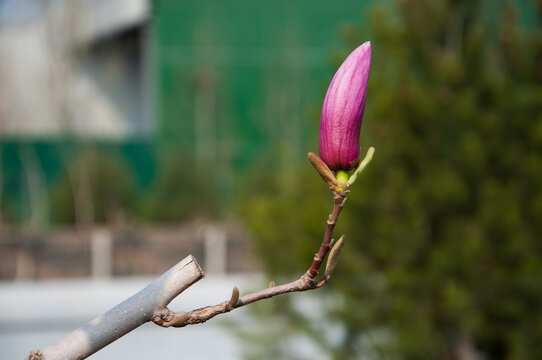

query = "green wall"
[0, 140, 155, 224]
[153, 0, 374, 166]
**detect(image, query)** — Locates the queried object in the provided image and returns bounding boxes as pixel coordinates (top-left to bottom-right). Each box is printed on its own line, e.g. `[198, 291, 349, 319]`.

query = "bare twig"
[152, 274, 321, 329]
[307, 189, 347, 278]
[152, 186, 348, 329]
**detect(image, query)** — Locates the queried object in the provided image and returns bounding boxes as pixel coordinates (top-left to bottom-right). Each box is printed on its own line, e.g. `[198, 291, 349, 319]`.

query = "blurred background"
[1, 0, 541, 359]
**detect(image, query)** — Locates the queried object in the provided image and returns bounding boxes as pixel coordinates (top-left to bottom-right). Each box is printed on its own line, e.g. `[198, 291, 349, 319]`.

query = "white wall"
[0, 0, 150, 139]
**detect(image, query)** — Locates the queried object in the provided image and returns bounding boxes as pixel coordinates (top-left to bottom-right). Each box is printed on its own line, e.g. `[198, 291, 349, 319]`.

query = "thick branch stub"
[28, 255, 204, 360]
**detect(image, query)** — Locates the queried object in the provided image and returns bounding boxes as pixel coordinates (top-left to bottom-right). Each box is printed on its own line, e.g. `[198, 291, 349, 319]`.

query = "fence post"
[91, 228, 112, 278]
[204, 225, 227, 274]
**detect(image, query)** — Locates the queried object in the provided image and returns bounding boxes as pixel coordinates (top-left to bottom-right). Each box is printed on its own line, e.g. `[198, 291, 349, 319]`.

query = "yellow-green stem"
[336, 170, 349, 184]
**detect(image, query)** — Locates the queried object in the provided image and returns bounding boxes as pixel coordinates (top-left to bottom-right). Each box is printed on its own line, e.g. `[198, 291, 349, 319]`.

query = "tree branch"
[27, 180, 349, 360]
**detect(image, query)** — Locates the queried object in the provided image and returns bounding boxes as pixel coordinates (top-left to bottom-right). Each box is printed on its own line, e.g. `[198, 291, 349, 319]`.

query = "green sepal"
[347, 147, 375, 186]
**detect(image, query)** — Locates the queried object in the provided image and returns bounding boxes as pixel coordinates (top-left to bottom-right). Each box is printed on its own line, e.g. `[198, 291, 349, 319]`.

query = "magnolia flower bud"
[319, 42, 371, 171]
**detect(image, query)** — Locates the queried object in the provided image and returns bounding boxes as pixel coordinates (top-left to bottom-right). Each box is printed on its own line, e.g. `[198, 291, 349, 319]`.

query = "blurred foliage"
[238, 0, 542, 359]
[49, 149, 218, 224]
[141, 152, 218, 222]
[50, 148, 137, 224]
